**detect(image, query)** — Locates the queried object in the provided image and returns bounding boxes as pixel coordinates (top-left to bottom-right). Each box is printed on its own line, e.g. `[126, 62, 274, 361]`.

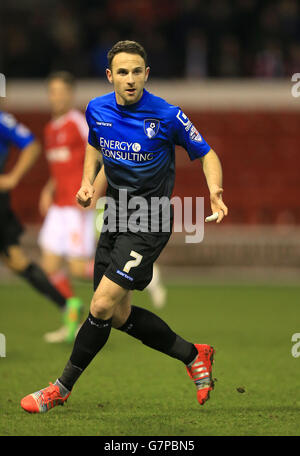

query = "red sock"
[50, 271, 74, 299]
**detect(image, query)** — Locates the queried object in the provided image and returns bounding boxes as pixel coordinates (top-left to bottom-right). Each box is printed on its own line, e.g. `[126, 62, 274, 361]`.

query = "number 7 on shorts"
[123, 251, 143, 273]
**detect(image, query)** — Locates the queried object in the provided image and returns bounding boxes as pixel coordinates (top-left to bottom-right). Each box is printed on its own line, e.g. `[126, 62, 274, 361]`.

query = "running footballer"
[21, 40, 228, 413]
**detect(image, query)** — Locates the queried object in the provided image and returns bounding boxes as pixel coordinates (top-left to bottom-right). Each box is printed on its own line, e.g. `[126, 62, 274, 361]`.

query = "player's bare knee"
[41, 262, 56, 276]
[90, 293, 117, 319]
[68, 259, 84, 278]
[3, 246, 29, 272]
[40, 252, 62, 276]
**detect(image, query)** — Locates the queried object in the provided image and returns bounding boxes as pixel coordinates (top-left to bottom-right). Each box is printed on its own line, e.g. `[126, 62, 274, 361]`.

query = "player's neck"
[52, 108, 72, 120]
[115, 90, 145, 107]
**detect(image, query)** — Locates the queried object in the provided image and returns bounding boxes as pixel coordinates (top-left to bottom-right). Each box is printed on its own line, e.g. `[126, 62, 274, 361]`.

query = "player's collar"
[114, 89, 149, 111]
[50, 109, 74, 127]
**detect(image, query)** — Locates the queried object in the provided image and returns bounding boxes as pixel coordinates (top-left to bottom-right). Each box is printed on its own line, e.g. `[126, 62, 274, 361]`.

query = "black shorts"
[0, 193, 24, 254]
[94, 229, 171, 291]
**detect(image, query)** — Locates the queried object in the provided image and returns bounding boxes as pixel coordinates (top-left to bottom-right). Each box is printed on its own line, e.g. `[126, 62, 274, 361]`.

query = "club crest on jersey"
[144, 119, 160, 139]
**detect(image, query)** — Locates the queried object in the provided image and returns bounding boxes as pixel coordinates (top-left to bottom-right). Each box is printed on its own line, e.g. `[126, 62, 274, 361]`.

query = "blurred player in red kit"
[39, 72, 95, 343]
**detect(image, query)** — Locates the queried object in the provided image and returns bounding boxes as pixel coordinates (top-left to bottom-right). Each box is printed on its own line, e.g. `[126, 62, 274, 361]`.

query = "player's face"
[48, 79, 74, 117]
[106, 53, 150, 106]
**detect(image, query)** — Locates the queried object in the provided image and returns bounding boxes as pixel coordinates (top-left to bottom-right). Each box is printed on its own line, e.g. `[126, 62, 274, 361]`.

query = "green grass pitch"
[1, 281, 300, 436]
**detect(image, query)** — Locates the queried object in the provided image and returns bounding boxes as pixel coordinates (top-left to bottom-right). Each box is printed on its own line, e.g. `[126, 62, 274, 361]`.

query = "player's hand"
[209, 186, 228, 223]
[76, 183, 95, 208]
[0, 173, 18, 192]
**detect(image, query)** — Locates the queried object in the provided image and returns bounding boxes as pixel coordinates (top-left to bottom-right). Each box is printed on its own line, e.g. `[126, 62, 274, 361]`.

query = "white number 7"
[123, 250, 143, 273]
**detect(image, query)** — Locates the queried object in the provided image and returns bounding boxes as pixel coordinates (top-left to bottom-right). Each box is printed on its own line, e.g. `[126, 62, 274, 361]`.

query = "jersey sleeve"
[85, 101, 99, 149]
[0, 112, 35, 149]
[170, 108, 211, 160]
[70, 111, 89, 142]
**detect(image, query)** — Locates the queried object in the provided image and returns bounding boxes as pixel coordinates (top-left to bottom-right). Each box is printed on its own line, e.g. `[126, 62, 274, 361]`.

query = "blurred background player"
[92, 166, 167, 309]
[0, 109, 81, 341]
[38, 71, 95, 342]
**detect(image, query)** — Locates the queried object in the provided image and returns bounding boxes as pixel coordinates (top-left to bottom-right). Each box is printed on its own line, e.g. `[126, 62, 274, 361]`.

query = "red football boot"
[21, 382, 71, 413]
[186, 344, 215, 405]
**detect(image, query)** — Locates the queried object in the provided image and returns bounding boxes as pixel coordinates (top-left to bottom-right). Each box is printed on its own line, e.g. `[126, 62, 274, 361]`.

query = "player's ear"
[145, 66, 150, 82]
[106, 68, 113, 84]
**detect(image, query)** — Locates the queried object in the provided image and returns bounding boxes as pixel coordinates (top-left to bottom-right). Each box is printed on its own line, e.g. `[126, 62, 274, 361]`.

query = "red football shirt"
[44, 110, 88, 206]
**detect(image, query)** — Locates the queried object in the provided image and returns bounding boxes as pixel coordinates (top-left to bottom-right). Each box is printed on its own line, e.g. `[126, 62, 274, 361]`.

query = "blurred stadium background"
[1, 0, 300, 284]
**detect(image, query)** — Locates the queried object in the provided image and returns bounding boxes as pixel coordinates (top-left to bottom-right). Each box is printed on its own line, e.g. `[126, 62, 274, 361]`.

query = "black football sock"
[18, 262, 66, 309]
[116, 305, 197, 365]
[58, 312, 112, 391]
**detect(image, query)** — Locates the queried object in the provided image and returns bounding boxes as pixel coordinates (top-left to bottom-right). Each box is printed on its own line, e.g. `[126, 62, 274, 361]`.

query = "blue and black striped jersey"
[85, 89, 210, 201]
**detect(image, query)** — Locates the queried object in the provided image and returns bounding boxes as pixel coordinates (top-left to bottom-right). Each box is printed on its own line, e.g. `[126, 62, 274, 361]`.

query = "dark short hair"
[47, 71, 75, 88]
[107, 40, 147, 69]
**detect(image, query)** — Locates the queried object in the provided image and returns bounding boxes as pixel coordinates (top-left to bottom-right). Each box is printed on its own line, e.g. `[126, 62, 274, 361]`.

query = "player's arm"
[87, 166, 107, 209]
[200, 148, 228, 223]
[92, 166, 107, 201]
[0, 139, 41, 191]
[172, 108, 228, 224]
[39, 178, 56, 217]
[76, 143, 102, 208]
